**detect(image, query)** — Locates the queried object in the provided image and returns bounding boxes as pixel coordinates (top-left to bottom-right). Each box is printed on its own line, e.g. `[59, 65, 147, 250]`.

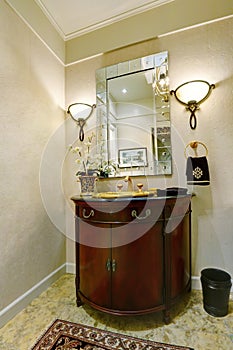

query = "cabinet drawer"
[77, 200, 164, 223]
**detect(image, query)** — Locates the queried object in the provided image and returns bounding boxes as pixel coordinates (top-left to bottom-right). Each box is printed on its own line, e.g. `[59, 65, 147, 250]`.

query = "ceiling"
[35, 0, 171, 40]
[6, 0, 232, 63]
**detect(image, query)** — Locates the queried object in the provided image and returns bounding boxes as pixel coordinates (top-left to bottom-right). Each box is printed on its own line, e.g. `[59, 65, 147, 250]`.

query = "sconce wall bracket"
[67, 103, 96, 141]
[186, 101, 199, 130]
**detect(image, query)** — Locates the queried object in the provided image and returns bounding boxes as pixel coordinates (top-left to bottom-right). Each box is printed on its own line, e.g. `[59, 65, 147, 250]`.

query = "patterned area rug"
[31, 319, 194, 350]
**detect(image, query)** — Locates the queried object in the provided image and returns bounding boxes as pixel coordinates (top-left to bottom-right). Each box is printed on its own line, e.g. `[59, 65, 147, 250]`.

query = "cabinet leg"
[163, 310, 170, 324]
[77, 298, 83, 307]
[76, 293, 83, 307]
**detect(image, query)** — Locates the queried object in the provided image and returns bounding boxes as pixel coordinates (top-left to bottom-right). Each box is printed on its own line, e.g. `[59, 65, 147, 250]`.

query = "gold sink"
[92, 191, 155, 199]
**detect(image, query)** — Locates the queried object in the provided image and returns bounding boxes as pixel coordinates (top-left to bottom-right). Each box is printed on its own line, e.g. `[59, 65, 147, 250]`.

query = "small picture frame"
[118, 147, 148, 168]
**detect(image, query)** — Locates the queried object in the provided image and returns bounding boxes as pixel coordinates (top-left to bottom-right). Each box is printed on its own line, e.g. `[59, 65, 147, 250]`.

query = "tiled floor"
[0, 274, 232, 350]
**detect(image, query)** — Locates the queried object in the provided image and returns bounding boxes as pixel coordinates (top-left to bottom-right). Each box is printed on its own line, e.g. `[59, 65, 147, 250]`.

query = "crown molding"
[35, 0, 173, 41]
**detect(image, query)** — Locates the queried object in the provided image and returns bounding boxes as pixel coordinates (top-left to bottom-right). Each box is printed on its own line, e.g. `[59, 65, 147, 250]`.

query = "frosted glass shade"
[171, 80, 214, 106]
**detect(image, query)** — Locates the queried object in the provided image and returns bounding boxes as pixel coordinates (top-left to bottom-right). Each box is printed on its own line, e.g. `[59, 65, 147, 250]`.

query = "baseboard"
[66, 262, 75, 274]
[0, 263, 66, 328]
[191, 276, 202, 290]
[0, 268, 231, 329]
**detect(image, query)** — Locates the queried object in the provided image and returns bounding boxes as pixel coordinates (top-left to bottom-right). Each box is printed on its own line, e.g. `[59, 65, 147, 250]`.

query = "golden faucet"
[124, 176, 133, 191]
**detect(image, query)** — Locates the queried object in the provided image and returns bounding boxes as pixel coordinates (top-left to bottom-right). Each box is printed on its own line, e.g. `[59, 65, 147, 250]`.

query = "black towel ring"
[184, 141, 208, 159]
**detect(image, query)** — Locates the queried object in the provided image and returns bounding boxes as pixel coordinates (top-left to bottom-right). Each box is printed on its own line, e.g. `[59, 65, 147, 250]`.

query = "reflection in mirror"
[96, 51, 171, 177]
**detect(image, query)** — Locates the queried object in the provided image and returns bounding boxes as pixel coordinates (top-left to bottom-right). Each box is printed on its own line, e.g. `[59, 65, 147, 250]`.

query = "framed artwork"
[118, 148, 148, 168]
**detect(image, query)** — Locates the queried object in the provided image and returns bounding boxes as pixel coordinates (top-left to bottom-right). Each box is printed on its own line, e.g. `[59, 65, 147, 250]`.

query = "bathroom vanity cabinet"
[71, 195, 191, 323]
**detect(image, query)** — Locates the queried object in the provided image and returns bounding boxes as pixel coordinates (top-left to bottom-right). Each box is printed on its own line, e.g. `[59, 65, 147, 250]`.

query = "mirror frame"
[95, 51, 172, 177]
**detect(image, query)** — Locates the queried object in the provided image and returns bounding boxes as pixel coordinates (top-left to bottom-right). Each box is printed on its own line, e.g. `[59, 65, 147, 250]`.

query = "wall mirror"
[95, 51, 172, 177]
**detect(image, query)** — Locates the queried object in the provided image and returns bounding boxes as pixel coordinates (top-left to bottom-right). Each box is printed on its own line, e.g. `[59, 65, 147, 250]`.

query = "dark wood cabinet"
[71, 195, 191, 322]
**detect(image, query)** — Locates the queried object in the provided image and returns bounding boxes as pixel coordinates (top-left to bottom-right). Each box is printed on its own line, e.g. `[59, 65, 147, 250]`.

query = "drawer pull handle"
[82, 209, 94, 219]
[131, 209, 151, 220]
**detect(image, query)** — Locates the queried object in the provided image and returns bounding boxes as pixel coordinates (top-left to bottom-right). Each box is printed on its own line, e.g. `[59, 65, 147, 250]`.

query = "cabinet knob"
[106, 258, 111, 271]
[106, 259, 117, 272]
[82, 209, 94, 219]
[112, 259, 117, 272]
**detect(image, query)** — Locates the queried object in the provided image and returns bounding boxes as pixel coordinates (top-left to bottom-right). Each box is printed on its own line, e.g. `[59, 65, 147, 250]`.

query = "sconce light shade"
[170, 80, 215, 129]
[67, 103, 96, 123]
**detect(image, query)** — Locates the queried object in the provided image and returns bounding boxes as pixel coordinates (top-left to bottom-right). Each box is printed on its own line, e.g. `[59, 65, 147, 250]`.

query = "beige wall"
[5, 0, 65, 63]
[0, 0, 66, 313]
[65, 17, 233, 281]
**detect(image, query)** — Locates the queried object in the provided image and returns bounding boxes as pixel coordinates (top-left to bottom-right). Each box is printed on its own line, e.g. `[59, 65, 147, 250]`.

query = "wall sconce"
[153, 58, 169, 102]
[170, 80, 215, 129]
[67, 103, 96, 141]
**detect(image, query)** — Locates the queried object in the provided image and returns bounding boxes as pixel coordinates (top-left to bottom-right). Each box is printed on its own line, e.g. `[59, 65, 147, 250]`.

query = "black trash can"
[201, 268, 232, 317]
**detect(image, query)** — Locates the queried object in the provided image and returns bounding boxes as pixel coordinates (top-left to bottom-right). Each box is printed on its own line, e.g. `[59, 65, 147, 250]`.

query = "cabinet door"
[78, 220, 111, 308]
[111, 220, 164, 311]
[169, 213, 191, 299]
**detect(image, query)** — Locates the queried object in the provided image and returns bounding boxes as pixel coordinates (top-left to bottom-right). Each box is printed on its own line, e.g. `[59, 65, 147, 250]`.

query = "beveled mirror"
[95, 51, 172, 177]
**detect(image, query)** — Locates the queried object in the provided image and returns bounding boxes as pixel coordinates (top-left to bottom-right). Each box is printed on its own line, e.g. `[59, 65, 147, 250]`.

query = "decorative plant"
[97, 159, 117, 178]
[94, 140, 117, 177]
[69, 132, 98, 176]
[69, 133, 117, 178]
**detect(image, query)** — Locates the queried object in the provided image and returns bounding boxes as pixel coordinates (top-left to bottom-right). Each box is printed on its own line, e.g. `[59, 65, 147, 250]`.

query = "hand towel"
[186, 156, 210, 186]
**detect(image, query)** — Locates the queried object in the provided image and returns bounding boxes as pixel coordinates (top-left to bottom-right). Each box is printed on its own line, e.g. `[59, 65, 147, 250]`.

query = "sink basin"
[92, 191, 155, 199]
